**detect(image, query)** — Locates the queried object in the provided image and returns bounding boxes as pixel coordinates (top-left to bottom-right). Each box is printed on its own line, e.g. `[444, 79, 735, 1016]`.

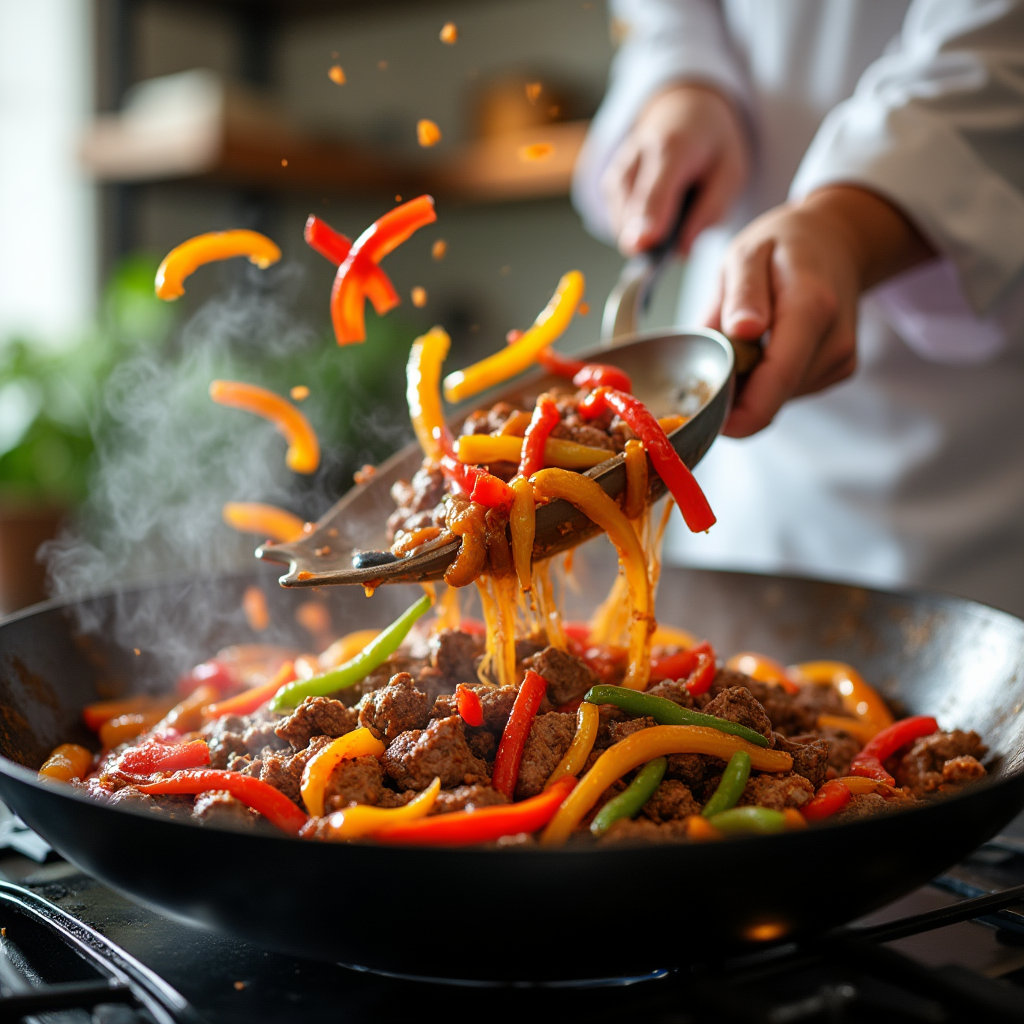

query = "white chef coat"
[574, 0, 1024, 617]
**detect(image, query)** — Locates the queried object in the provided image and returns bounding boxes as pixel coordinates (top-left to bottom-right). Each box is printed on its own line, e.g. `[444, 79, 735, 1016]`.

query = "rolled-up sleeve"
[572, 0, 752, 240]
[791, 0, 1024, 314]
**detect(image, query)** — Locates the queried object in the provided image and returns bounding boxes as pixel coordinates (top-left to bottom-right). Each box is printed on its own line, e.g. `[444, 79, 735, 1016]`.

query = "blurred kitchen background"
[0, 0, 683, 614]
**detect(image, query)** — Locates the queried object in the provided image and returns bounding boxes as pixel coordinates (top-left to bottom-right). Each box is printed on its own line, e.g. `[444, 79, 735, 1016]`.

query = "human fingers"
[600, 142, 641, 242]
[718, 237, 773, 341]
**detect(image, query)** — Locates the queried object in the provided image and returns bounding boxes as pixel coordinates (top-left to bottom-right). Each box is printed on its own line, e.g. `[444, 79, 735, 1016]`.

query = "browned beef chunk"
[243, 707, 288, 755]
[593, 705, 630, 749]
[387, 465, 446, 540]
[462, 401, 522, 436]
[514, 712, 576, 799]
[550, 420, 617, 451]
[275, 696, 358, 749]
[896, 730, 988, 798]
[833, 792, 891, 821]
[530, 646, 600, 706]
[703, 686, 773, 741]
[356, 673, 431, 741]
[432, 685, 520, 738]
[607, 716, 657, 745]
[818, 727, 862, 774]
[738, 773, 815, 810]
[645, 679, 696, 708]
[322, 755, 402, 811]
[773, 734, 829, 789]
[226, 753, 258, 775]
[432, 783, 508, 815]
[466, 728, 496, 762]
[345, 655, 431, 704]
[598, 818, 688, 845]
[107, 786, 192, 818]
[942, 755, 986, 785]
[258, 740, 328, 806]
[204, 715, 248, 769]
[383, 716, 489, 789]
[192, 790, 255, 830]
[515, 637, 547, 663]
[698, 669, 822, 736]
[429, 630, 484, 685]
[665, 753, 721, 789]
[642, 779, 701, 823]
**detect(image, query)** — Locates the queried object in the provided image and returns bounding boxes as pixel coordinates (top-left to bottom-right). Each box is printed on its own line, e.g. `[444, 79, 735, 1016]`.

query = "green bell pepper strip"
[706, 805, 787, 836]
[589, 756, 667, 835]
[701, 751, 751, 818]
[583, 685, 770, 749]
[269, 594, 433, 711]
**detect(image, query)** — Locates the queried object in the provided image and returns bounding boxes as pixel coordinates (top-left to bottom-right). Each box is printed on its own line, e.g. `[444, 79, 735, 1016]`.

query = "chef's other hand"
[602, 82, 750, 257]
[707, 186, 935, 438]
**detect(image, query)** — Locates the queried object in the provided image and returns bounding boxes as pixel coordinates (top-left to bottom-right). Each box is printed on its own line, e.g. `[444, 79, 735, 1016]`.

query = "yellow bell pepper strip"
[686, 814, 723, 842]
[530, 468, 651, 691]
[377, 775, 576, 846]
[707, 806, 788, 836]
[583, 684, 769, 748]
[545, 701, 599, 789]
[443, 271, 585, 402]
[623, 439, 648, 520]
[300, 727, 387, 817]
[39, 744, 93, 782]
[155, 230, 280, 300]
[590, 756, 667, 835]
[816, 713, 878, 745]
[540, 725, 792, 846]
[726, 652, 800, 695]
[209, 380, 320, 474]
[222, 502, 306, 543]
[455, 433, 613, 471]
[302, 778, 441, 840]
[790, 661, 894, 731]
[406, 326, 451, 463]
[137, 770, 308, 834]
[204, 661, 297, 719]
[509, 476, 535, 592]
[701, 751, 752, 818]
[270, 593, 433, 710]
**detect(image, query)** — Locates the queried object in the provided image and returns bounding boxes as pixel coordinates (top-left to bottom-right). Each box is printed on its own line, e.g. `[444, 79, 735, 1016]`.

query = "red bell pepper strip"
[376, 774, 576, 846]
[519, 395, 560, 478]
[204, 661, 298, 719]
[136, 769, 309, 834]
[684, 641, 718, 696]
[119, 739, 210, 775]
[456, 684, 484, 728]
[331, 196, 437, 344]
[304, 215, 398, 314]
[536, 347, 633, 394]
[649, 640, 714, 684]
[564, 621, 592, 643]
[492, 670, 548, 799]
[578, 388, 715, 533]
[849, 715, 938, 786]
[802, 778, 853, 822]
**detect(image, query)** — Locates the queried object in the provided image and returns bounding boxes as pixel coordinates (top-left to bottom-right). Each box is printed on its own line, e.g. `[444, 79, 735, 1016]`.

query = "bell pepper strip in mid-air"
[802, 778, 854, 821]
[536, 347, 633, 394]
[492, 670, 548, 799]
[302, 778, 441, 841]
[270, 593, 433, 710]
[155, 230, 281, 301]
[222, 502, 306, 543]
[456, 434, 613, 471]
[137, 770, 308, 834]
[583, 685, 769, 748]
[510, 476, 536, 592]
[407, 326, 452, 463]
[849, 715, 938, 786]
[39, 744, 93, 782]
[546, 702, 599, 789]
[376, 775, 576, 846]
[706, 806, 789, 836]
[648, 639, 713, 684]
[791, 661, 894, 732]
[300, 728, 386, 817]
[578, 388, 715, 533]
[518, 395, 560, 479]
[590, 756, 666, 835]
[331, 196, 437, 344]
[118, 739, 210, 775]
[540, 725, 793, 845]
[304, 215, 398, 314]
[726, 652, 801, 696]
[205, 660, 297, 719]
[443, 271, 585, 402]
[702, 751, 752, 818]
[531, 468, 652, 691]
[209, 380, 320, 474]
[456, 684, 484, 727]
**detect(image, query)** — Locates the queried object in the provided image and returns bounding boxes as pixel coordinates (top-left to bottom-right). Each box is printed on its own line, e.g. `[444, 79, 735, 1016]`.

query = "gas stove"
[3, 813, 1024, 1023]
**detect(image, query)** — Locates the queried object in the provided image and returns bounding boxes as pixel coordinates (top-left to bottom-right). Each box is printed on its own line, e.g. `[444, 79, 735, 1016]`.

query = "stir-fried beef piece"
[515, 637, 547, 663]
[598, 818, 688, 845]
[462, 401, 522, 436]
[593, 705, 630, 749]
[466, 728, 496, 762]
[383, 715, 489, 790]
[432, 783, 508, 815]
[515, 712, 576, 799]
[387, 465, 446, 541]
[817, 727, 862, 774]
[430, 629, 484, 685]
[698, 669, 822, 736]
[242, 707, 289, 755]
[356, 672, 431, 741]
[258, 738, 329, 806]
[607, 716, 657, 745]
[530, 646, 600, 706]
[205, 715, 248, 769]
[322, 755, 404, 812]
[430, 685, 519, 736]
[773, 733, 830, 789]
[834, 792, 891, 821]
[646, 678, 696, 708]
[738, 772, 815, 810]
[642, 779, 701, 823]
[549, 418, 618, 451]
[703, 686, 773, 742]
[192, 790, 255, 830]
[896, 730, 988, 798]
[106, 786, 192, 818]
[275, 696, 358, 750]
[665, 753, 722, 789]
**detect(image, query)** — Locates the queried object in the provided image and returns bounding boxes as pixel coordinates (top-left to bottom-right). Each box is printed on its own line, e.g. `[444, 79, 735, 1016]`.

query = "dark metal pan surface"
[0, 565, 1022, 981]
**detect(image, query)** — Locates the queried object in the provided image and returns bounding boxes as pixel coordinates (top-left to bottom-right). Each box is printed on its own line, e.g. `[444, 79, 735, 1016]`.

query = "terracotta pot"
[0, 500, 64, 615]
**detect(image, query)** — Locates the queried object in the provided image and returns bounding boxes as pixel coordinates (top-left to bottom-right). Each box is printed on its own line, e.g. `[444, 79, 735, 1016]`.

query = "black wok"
[0, 565, 1022, 982]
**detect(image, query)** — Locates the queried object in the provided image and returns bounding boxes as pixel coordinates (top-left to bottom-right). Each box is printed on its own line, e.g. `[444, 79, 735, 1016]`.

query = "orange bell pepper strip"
[300, 727, 387, 817]
[150, 684, 220, 739]
[39, 744, 93, 782]
[204, 661, 297, 719]
[222, 502, 306, 543]
[726, 652, 801, 696]
[304, 215, 398, 314]
[303, 778, 441, 840]
[790, 661, 894, 732]
[83, 695, 173, 734]
[443, 271, 585, 402]
[99, 710, 169, 750]
[155, 230, 280, 300]
[209, 380, 320, 474]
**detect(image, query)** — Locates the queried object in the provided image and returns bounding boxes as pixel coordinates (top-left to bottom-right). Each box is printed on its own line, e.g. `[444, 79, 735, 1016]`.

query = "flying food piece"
[155, 230, 281, 301]
[519, 142, 554, 162]
[439, 22, 458, 43]
[328, 65, 346, 84]
[417, 119, 442, 147]
[222, 502, 306, 543]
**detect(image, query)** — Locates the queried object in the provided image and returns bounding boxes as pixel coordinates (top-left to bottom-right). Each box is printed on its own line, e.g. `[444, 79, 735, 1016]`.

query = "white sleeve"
[790, 0, 1024, 316]
[572, 0, 752, 241]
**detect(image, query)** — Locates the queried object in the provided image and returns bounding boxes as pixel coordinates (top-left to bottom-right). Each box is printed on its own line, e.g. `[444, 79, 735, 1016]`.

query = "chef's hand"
[602, 82, 750, 257]
[708, 186, 935, 438]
